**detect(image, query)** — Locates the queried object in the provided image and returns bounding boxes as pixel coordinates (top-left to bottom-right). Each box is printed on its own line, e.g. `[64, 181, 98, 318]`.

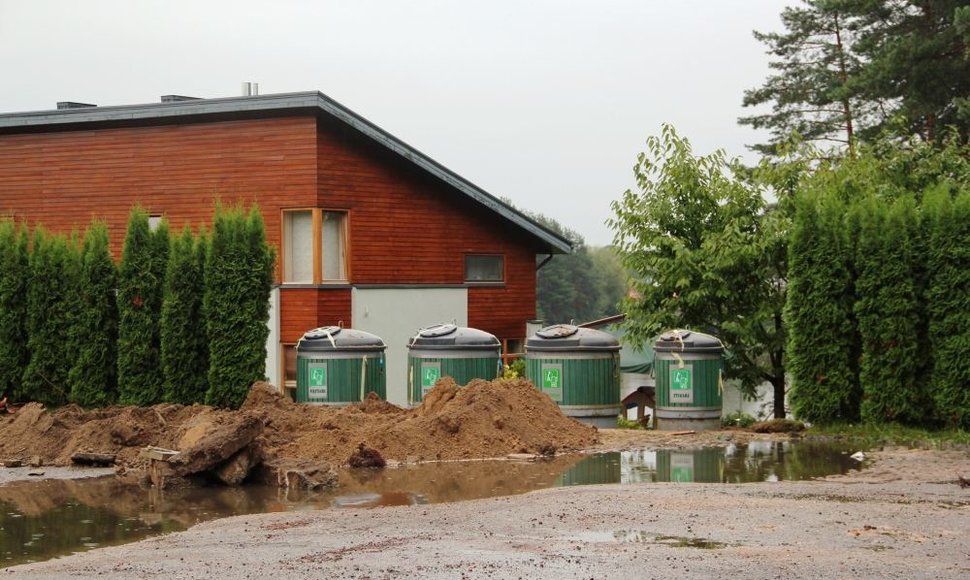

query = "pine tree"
[22, 229, 79, 407]
[0, 220, 29, 401]
[852, 0, 970, 143]
[925, 185, 970, 428]
[68, 221, 119, 407]
[740, 0, 870, 155]
[161, 225, 209, 404]
[204, 205, 274, 408]
[854, 196, 925, 424]
[786, 193, 860, 422]
[117, 208, 168, 406]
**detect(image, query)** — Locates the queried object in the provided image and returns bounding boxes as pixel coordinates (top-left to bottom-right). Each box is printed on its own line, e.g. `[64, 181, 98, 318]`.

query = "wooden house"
[0, 91, 571, 403]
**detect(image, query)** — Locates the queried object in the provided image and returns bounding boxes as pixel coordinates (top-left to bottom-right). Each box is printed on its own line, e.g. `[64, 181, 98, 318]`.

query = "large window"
[464, 254, 504, 282]
[282, 209, 348, 283]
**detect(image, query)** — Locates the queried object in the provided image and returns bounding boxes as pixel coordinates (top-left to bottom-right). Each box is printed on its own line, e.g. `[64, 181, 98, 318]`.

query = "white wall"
[351, 288, 468, 406]
[264, 287, 281, 388]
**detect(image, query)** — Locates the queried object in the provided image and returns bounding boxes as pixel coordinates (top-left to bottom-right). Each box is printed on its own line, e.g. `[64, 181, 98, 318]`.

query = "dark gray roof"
[0, 91, 572, 254]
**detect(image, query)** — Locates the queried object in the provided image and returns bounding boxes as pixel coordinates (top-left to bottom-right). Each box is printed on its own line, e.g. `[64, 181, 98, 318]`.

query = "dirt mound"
[0, 378, 598, 470]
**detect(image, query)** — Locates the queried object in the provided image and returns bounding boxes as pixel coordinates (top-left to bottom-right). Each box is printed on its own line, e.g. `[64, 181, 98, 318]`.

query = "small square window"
[465, 254, 504, 282]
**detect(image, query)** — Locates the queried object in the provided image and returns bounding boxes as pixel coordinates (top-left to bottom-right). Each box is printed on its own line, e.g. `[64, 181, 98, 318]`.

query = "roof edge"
[0, 91, 573, 254]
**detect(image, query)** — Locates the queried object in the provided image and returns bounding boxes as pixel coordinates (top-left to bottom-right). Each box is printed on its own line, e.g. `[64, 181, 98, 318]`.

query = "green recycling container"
[407, 324, 501, 404]
[654, 329, 725, 431]
[296, 326, 386, 405]
[525, 324, 621, 428]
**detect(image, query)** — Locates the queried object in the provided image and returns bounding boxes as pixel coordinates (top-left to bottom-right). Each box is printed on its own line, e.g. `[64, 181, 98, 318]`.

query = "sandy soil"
[5, 440, 969, 579]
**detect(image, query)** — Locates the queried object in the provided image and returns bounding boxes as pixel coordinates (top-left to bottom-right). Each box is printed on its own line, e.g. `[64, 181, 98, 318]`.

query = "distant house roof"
[0, 91, 572, 254]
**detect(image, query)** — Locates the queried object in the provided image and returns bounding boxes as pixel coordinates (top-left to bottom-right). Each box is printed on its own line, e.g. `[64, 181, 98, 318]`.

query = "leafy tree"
[117, 208, 169, 406]
[924, 185, 970, 428]
[0, 220, 29, 401]
[741, 0, 870, 155]
[161, 225, 209, 404]
[21, 229, 80, 407]
[608, 125, 789, 417]
[204, 205, 274, 409]
[588, 246, 627, 319]
[785, 193, 861, 423]
[854, 196, 925, 424]
[68, 222, 119, 407]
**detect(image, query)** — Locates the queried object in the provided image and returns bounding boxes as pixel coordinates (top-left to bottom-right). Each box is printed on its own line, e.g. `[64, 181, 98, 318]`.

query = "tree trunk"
[772, 374, 787, 419]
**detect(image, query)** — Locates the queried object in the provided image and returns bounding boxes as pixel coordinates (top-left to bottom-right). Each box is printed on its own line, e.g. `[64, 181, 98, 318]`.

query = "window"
[282, 209, 348, 283]
[148, 214, 164, 232]
[464, 254, 504, 282]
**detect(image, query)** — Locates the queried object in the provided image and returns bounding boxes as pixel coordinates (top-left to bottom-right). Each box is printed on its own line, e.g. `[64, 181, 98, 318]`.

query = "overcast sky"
[0, 0, 790, 246]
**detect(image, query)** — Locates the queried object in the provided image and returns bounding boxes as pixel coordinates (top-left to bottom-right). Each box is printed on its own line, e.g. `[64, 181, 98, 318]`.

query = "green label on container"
[421, 362, 441, 397]
[541, 364, 563, 402]
[670, 453, 694, 483]
[308, 364, 327, 401]
[670, 366, 693, 404]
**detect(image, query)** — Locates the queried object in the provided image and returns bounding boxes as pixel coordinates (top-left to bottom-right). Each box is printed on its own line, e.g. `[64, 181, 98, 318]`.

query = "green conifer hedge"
[161, 225, 209, 404]
[68, 221, 119, 407]
[0, 220, 29, 401]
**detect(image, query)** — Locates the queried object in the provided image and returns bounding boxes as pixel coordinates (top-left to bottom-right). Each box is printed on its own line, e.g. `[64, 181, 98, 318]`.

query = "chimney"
[241, 82, 259, 96]
[56, 101, 97, 110]
[160, 95, 200, 103]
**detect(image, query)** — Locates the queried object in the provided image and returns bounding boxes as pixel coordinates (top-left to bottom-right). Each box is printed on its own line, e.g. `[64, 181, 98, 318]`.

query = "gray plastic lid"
[408, 324, 500, 351]
[653, 329, 724, 354]
[297, 326, 386, 352]
[526, 324, 620, 352]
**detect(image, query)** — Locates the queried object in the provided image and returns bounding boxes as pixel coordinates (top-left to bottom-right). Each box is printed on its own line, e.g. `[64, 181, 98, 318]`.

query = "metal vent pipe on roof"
[241, 82, 259, 96]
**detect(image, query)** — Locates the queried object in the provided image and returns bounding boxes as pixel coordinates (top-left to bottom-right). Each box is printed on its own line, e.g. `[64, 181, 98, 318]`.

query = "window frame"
[464, 253, 505, 284]
[280, 208, 350, 285]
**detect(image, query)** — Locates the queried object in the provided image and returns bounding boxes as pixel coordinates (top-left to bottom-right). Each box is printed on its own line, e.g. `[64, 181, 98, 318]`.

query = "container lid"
[407, 324, 500, 351]
[653, 329, 724, 354]
[297, 326, 386, 352]
[526, 324, 620, 352]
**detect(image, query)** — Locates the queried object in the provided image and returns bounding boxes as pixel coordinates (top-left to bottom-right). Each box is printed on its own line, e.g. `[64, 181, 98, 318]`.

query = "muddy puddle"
[1, 440, 864, 567]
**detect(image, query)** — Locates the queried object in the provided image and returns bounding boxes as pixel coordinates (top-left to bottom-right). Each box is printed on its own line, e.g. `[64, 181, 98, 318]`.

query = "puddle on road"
[574, 530, 729, 549]
[1, 440, 863, 567]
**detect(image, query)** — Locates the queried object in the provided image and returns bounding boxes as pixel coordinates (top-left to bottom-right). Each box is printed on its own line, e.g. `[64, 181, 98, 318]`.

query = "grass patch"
[807, 422, 970, 449]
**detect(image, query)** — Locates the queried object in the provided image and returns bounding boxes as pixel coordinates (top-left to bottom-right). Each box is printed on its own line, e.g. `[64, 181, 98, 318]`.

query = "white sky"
[0, 0, 788, 246]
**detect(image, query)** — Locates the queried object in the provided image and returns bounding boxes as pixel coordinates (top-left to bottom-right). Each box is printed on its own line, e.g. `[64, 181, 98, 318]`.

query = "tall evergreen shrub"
[786, 193, 859, 422]
[204, 205, 274, 408]
[925, 186, 970, 428]
[854, 196, 925, 424]
[22, 229, 80, 406]
[0, 221, 29, 401]
[161, 225, 209, 404]
[117, 208, 169, 406]
[68, 221, 119, 407]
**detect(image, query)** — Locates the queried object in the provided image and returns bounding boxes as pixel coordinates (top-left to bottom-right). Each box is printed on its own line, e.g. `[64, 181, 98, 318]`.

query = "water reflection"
[556, 441, 863, 485]
[1, 441, 862, 567]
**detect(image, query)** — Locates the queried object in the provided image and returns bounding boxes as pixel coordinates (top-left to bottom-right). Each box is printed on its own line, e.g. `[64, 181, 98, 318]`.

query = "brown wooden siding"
[316, 123, 538, 341]
[0, 116, 318, 258]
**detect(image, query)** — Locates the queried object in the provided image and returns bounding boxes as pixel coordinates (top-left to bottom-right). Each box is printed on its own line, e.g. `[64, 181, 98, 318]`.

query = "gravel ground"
[6, 441, 970, 579]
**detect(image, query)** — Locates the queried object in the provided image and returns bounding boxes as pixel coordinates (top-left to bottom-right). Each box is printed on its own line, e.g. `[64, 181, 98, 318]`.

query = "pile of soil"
[0, 378, 598, 469]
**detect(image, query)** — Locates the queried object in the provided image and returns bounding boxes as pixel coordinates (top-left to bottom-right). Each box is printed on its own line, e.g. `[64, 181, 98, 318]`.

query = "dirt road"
[6, 443, 969, 579]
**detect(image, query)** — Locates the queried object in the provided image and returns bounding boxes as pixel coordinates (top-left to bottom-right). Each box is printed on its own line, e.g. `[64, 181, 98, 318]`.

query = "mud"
[0, 378, 597, 477]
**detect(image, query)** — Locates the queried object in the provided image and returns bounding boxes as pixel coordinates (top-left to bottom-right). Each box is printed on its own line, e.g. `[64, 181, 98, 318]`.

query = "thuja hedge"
[117, 208, 169, 406]
[161, 225, 209, 405]
[0, 221, 29, 402]
[788, 189, 970, 427]
[0, 204, 274, 410]
[204, 206, 274, 409]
